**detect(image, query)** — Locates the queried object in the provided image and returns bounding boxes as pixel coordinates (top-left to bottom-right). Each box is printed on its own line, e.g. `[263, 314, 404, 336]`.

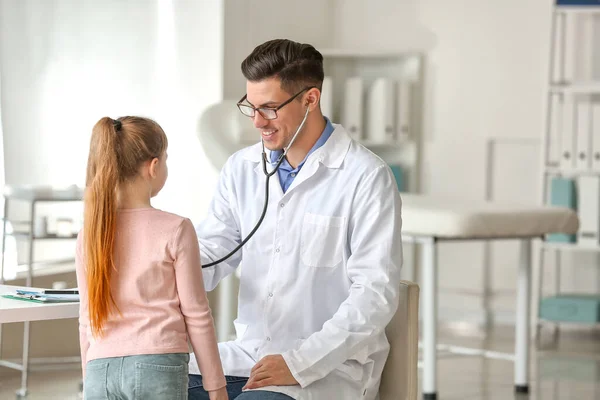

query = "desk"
[0, 285, 79, 398]
[401, 193, 579, 400]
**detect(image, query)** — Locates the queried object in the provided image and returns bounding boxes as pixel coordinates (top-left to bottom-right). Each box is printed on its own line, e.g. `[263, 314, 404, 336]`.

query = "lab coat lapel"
[284, 156, 320, 195]
[283, 125, 351, 195]
[253, 160, 284, 199]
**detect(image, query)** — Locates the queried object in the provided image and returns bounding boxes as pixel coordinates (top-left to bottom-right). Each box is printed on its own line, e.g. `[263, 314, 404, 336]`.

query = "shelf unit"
[318, 47, 426, 193]
[0, 184, 84, 399]
[537, 3, 600, 337]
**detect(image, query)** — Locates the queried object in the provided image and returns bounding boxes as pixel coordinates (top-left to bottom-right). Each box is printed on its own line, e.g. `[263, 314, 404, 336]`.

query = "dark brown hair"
[241, 39, 324, 94]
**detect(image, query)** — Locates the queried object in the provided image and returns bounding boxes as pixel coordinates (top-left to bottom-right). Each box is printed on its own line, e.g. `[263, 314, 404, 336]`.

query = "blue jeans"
[84, 353, 189, 400]
[188, 375, 294, 400]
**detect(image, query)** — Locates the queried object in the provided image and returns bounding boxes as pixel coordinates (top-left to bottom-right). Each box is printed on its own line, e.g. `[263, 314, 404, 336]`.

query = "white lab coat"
[190, 125, 403, 400]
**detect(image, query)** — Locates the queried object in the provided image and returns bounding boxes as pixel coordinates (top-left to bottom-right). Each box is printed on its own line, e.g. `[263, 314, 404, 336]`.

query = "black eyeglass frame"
[236, 86, 317, 120]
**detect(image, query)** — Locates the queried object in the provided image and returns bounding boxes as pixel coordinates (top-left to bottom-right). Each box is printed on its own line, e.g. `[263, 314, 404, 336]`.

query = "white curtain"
[0, 53, 14, 281]
[0, 0, 223, 223]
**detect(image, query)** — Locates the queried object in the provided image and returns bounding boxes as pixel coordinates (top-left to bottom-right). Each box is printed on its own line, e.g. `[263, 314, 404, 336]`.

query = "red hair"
[84, 116, 167, 337]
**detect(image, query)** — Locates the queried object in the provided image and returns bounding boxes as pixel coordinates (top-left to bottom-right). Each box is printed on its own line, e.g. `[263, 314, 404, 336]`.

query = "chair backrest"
[379, 280, 420, 400]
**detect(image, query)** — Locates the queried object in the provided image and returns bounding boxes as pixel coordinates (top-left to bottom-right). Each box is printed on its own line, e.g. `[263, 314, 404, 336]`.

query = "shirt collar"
[270, 117, 335, 169]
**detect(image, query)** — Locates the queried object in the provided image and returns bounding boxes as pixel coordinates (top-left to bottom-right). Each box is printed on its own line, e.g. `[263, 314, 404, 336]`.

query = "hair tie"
[113, 119, 122, 131]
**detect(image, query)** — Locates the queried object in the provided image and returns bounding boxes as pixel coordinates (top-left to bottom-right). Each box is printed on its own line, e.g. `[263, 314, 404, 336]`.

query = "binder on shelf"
[575, 96, 592, 170]
[321, 76, 334, 122]
[591, 100, 600, 169]
[342, 77, 364, 140]
[547, 93, 562, 166]
[366, 78, 395, 144]
[396, 81, 412, 140]
[560, 94, 577, 169]
[388, 164, 406, 192]
[574, 13, 595, 82]
[547, 177, 577, 243]
[577, 175, 600, 246]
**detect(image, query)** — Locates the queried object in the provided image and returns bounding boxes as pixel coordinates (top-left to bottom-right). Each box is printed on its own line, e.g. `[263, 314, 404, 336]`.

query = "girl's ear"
[148, 158, 159, 179]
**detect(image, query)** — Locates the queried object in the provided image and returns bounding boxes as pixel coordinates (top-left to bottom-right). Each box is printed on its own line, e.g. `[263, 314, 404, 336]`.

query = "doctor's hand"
[242, 354, 298, 390]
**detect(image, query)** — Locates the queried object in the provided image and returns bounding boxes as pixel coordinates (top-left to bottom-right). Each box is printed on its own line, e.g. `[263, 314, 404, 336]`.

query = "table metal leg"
[422, 237, 437, 400]
[515, 239, 531, 394]
[17, 201, 36, 397]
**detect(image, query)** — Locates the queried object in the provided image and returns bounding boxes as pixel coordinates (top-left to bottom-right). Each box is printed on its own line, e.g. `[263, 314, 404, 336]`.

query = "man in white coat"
[188, 39, 404, 400]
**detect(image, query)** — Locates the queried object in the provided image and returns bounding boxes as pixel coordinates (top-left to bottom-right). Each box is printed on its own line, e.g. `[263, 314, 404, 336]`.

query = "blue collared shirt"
[270, 117, 335, 193]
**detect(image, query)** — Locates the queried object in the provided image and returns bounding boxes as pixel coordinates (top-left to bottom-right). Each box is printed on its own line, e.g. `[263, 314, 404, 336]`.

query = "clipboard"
[2, 294, 78, 303]
[16, 288, 78, 296]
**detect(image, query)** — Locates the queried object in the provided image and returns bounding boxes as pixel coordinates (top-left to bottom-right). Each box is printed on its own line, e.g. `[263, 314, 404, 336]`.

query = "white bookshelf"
[542, 6, 600, 248]
[537, 4, 600, 333]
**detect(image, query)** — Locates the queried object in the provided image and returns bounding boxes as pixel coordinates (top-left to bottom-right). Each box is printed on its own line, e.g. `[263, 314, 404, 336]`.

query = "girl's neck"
[117, 178, 152, 209]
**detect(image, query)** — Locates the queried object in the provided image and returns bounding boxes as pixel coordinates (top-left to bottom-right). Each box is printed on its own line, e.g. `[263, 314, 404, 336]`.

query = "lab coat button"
[266, 337, 271, 341]
[280, 203, 285, 208]
[268, 292, 273, 298]
[275, 248, 280, 253]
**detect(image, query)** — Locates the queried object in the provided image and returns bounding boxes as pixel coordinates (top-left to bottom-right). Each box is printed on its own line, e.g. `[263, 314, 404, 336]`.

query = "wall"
[331, 0, 434, 51]
[222, 0, 334, 99]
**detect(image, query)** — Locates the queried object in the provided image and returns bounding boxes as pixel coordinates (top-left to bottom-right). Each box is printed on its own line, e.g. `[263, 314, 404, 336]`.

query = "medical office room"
[0, 0, 599, 399]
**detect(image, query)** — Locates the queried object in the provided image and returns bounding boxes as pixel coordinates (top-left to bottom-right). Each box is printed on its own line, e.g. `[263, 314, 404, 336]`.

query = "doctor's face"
[245, 78, 309, 151]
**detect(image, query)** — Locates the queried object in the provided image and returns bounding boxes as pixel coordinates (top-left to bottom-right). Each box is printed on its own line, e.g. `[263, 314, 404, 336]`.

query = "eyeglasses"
[237, 86, 316, 120]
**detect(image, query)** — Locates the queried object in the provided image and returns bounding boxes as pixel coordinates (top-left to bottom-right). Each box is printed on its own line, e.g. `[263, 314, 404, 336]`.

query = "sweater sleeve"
[173, 218, 226, 391]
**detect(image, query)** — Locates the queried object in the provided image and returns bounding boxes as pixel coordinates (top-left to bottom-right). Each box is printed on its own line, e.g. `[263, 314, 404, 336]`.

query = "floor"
[0, 324, 599, 400]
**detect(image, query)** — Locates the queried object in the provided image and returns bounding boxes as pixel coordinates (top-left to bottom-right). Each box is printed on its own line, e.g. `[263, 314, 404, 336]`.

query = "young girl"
[76, 116, 228, 400]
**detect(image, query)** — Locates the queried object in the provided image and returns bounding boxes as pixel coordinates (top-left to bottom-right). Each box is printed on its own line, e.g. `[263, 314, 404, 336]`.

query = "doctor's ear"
[304, 88, 320, 112]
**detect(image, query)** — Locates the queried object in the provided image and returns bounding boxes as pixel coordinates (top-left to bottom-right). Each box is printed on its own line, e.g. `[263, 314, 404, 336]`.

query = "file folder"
[547, 177, 577, 243]
[366, 78, 395, 144]
[342, 77, 364, 140]
[577, 176, 600, 246]
[561, 94, 576, 169]
[321, 76, 334, 121]
[396, 81, 412, 140]
[591, 101, 600, 170]
[575, 97, 592, 170]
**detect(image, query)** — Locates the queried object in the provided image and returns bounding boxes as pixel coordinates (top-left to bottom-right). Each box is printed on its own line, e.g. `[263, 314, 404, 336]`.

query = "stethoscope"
[203, 106, 310, 268]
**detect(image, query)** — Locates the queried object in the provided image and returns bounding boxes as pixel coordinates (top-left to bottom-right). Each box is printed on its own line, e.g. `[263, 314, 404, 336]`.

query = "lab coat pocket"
[337, 360, 364, 383]
[300, 213, 346, 268]
[233, 320, 248, 340]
